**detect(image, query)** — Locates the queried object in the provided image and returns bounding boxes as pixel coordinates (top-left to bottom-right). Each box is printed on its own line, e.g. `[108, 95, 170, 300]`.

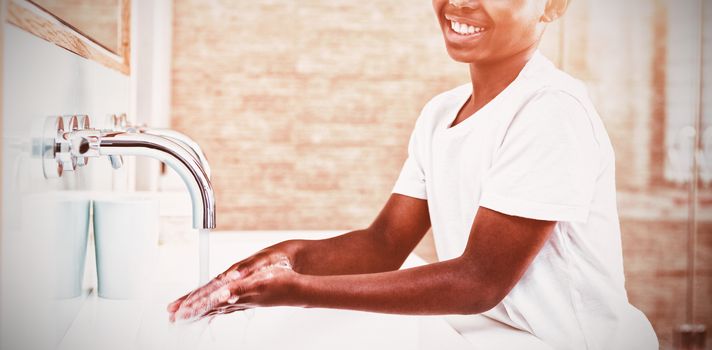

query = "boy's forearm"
[293, 257, 497, 315]
[293, 228, 410, 276]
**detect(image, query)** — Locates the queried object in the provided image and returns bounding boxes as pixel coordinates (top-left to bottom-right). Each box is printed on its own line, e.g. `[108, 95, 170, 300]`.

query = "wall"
[558, 1, 711, 348]
[171, 1, 467, 230]
[170, 0, 710, 348]
[0, 20, 130, 350]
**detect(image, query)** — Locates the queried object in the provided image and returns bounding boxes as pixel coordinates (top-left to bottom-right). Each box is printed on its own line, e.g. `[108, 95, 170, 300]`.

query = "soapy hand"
[168, 243, 302, 323]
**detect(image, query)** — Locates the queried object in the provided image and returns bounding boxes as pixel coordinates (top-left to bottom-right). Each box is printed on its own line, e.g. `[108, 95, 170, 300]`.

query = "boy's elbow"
[458, 287, 505, 315]
[482, 290, 507, 313]
[453, 259, 511, 314]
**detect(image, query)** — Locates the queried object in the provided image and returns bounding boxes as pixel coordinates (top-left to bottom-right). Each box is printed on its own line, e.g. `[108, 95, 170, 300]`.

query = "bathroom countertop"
[56, 231, 475, 350]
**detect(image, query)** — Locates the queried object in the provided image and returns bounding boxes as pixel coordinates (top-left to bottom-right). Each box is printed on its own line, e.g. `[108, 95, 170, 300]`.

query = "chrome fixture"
[38, 115, 91, 178]
[39, 115, 215, 229]
[111, 114, 211, 178]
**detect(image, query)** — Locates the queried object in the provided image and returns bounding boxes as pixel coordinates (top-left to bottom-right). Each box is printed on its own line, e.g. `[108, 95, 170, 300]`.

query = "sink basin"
[56, 231, 473, 350]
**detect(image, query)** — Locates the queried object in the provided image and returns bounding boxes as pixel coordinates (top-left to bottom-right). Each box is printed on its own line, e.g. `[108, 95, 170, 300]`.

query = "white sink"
[57, 231, 474, 350]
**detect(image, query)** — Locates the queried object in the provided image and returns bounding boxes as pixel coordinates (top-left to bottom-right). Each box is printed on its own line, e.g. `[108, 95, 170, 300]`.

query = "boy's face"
[432, 0, 549, 64]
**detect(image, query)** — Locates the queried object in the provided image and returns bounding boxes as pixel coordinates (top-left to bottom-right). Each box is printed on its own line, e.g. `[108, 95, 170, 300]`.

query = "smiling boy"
[169, 1, 658, 348]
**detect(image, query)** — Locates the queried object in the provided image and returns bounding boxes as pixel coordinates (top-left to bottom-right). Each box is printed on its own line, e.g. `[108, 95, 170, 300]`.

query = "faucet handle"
[110, 113, 129, 131]
[39, 115, 97, 178]
[75, 115, 91, 167]
[38, 115, 138, 178]
[56, 116, 79, 173]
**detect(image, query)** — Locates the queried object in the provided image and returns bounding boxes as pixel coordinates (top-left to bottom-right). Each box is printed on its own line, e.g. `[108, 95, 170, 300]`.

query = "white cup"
[20, 192, 91, 299]
[93, 194, 159, 299]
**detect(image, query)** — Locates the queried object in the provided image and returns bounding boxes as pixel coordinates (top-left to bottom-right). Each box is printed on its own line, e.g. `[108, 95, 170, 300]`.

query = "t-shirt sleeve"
[392, 123, 427, 200]
[479, 90, 600, 223]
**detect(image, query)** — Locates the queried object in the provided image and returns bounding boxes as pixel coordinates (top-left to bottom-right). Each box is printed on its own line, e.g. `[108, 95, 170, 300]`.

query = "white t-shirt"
[392, 51, 658, 350]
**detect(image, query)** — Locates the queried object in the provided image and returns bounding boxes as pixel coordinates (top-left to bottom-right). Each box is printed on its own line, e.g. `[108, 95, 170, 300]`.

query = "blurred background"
[162, 1, 712, 347]
[1, 0, 710, 348]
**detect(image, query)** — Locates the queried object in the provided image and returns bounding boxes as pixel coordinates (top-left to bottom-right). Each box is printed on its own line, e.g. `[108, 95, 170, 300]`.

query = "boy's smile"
[433, 0, 556, 64]
[439, 2, 494, 57]
[445, 13, 489, 37]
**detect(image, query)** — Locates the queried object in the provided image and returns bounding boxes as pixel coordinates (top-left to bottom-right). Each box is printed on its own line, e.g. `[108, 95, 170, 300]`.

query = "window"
[664, 0, 711, 185]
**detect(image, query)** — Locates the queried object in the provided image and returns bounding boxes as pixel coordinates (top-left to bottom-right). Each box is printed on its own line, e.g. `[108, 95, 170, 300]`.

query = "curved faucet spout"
[138, 128, 211, 178]
[39, 115, 216, 230]
[87, 132, 216, 229]
[110, 114, 211, 178]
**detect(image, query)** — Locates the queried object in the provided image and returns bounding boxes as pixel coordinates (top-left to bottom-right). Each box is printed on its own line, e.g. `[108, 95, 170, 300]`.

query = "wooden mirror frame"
[5, 0, 130, 75]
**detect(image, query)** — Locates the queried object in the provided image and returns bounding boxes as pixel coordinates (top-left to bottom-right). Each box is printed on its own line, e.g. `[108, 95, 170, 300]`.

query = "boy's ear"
[541, 0, 569, 23]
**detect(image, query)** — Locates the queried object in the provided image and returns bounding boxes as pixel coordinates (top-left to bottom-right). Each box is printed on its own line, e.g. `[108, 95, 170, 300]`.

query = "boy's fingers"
[182, 257, 259, 310]
[179, 272, 233, 311]
[171, 253, 288, 321]
[176, 284, 235, 322]
[201, 305, 247, 318]
[167, 294, 189, 312]
[175, 277, 258, 322]
[181, 269, 242, 311]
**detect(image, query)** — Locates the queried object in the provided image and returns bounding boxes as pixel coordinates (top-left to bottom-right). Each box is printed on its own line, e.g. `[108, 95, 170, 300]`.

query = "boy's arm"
[293, 193, 432, 275]
[168, 193, 431, 317]
[172, 206, 555, 320]
[292, 207, 555, 314]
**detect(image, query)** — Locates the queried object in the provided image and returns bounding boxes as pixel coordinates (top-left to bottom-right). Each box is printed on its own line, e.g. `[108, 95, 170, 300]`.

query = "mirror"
[29, 0, 122, 53]
[6, 0, 130, 74]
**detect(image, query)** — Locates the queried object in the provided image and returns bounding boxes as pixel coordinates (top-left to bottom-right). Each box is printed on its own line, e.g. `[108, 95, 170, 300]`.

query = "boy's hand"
[167, 240, 304, 322]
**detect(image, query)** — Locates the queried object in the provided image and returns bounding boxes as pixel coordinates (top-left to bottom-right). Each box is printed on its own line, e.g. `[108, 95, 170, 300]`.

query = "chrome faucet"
[39, 115, 215, 229]
[111, 114, 211, 178]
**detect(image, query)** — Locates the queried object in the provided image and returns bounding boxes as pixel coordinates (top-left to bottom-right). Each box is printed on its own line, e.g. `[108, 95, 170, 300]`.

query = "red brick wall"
[171, 0, 711, 347]
[172, 1, 466, 230]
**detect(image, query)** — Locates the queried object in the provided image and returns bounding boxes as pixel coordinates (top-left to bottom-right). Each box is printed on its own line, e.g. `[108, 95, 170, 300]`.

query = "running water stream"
[199, 229, 210, 284]
[198, 229, 253, 346]
[167, 229, 256, 347]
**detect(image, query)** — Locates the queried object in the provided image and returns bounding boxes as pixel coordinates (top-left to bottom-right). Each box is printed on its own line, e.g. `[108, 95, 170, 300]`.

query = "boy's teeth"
[449, 20, 485, 36]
